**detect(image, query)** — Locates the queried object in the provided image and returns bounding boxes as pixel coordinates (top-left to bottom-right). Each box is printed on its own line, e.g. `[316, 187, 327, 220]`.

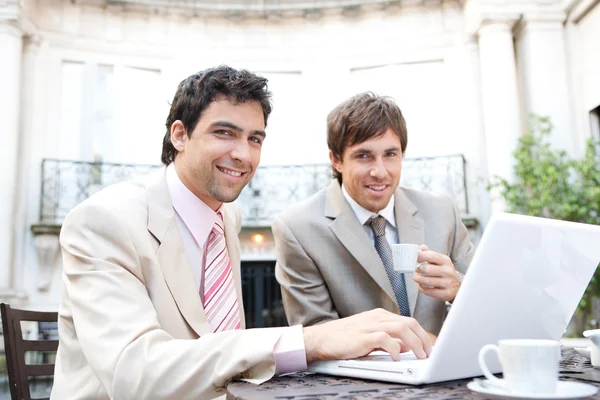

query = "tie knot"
[367, 215, 387, 237]
[212, 212, 224, 236]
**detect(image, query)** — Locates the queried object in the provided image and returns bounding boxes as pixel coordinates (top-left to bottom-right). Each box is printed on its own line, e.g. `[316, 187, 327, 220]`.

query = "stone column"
[476, 19, 523, 213]
[515, 13, 575, 154]
[20, 35, 62, 293]
[0, 18, 23, 299]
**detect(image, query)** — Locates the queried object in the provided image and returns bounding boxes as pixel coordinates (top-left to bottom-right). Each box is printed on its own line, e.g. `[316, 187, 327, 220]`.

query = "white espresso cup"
[391, 244, 421, 273]
[583, 329, 600, 368]
[478, 339, 560, 395]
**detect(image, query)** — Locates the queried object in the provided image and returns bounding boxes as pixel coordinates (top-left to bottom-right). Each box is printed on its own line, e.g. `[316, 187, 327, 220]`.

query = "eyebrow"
[351, 146, 401, 155]
[209, 120, 266, 138]
[351, 148, 373, 155]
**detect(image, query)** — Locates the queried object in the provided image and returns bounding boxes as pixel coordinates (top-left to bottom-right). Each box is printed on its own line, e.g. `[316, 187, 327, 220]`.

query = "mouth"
[217, 166, 247, 179]
[365, 184, 389, 193]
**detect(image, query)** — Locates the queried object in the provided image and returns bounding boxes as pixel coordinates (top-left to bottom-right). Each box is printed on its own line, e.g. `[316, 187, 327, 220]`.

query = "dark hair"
[161, 65, 272, 165]
[327, 92, 408, 183]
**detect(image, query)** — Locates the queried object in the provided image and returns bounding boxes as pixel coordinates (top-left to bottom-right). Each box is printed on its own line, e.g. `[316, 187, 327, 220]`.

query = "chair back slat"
[23, 340, 59, 352]
[25, 364, 56, 377]
[1, 303, 58, 400]
[11, 308, 58, 323]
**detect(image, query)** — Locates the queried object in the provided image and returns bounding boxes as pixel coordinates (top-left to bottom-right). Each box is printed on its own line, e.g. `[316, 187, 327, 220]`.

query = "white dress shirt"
[341, 184, 399, 247]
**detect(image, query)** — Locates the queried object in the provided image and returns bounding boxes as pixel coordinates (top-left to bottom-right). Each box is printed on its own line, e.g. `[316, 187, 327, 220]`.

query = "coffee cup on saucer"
[583, 329, 600, 368]
[478, 339, 560, 395]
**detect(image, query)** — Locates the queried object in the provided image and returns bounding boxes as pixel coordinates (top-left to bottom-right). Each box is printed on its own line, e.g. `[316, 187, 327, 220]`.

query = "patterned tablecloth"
[226, 349, 600, 399]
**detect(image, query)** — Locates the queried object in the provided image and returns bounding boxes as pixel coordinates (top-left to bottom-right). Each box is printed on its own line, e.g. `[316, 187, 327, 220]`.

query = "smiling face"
[330, 128, 402, 213]
[171, 98, 265, 210]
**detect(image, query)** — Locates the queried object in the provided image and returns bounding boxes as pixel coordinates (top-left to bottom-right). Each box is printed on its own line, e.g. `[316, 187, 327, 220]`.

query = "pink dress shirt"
[165, 164, 307, 375]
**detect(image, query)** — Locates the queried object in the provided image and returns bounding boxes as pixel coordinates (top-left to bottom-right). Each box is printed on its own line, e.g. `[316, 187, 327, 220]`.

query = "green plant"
[489, 115, 600, 329]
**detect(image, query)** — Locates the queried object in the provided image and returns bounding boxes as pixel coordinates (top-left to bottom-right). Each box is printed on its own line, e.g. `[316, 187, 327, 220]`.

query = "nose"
[230, 139, 252, 164]
[369, 158, 386, 179]
[231, 138, 250, 163]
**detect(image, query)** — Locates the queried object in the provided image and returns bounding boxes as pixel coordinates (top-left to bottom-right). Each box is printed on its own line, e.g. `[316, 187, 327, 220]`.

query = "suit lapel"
[222, 205, 246, 329]
[394, 189, 425, 316]
[145, 169, 213, 337]
[325, 180, 399, 312]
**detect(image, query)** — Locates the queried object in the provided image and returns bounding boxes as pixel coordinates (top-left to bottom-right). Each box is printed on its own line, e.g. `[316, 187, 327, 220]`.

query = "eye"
[215, 129, 232, 136]
[356, 153, 369, 159]
[249, 136, 263, 145]
[386, 151, 398, 157]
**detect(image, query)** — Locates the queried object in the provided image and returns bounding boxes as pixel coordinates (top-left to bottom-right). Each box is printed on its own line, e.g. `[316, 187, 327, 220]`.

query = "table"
[227, 349, 600, 399]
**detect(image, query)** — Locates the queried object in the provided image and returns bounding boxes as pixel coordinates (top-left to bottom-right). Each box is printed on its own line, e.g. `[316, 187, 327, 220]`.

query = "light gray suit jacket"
[52, 169, 283, 400]
[273, 180, 474, 334]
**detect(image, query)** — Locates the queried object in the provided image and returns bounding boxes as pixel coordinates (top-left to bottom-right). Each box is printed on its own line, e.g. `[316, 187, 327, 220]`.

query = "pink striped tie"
[203, 212, 241, 332]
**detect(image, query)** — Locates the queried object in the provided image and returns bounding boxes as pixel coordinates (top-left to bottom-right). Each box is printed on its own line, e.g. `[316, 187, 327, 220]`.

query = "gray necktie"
[367, 216, 411, 317]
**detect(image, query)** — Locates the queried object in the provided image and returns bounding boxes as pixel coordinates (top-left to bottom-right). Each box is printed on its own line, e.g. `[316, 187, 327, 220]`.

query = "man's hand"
[413, 244, 461, 302]
[302, 308, 433, 363]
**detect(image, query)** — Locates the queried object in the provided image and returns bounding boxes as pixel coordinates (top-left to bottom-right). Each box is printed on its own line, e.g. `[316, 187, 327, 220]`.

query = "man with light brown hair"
[274, 92, 474, 335]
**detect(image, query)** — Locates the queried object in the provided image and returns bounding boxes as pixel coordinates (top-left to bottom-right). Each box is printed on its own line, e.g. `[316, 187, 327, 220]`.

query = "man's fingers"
[417, 250, 451, 266]
[368, 332, 401, 361]
[376, 320, 431, 358]
[416, 262, 456, 278]
[395, 327, 429, 359]
[357, 309, 433, 358]
[414, 275, 447, 288]
[417, 285, 451, 301]
[393, 338, 411, 353]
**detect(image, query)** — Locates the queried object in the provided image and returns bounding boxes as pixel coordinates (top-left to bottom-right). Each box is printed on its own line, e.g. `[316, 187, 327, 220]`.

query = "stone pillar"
[464, 34, 492, 228]
[515, 13, 575, 154]
[476, 19, 523, 213]
[0, 18, 23, 299]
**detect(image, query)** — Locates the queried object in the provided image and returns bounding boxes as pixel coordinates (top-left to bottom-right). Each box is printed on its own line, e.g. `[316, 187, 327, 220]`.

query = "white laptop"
[307, 213, 600, 384]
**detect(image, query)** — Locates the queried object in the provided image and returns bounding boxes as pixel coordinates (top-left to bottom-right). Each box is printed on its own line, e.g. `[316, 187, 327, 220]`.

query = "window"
[253, 71, 306, 165]
[59, 62, 114, 162]
[58, 62, 164, 165]
[349, 61, 452, 158]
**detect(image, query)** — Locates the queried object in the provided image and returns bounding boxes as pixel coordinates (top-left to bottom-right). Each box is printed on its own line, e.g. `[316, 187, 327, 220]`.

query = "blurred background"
[0, 0, 599, 397]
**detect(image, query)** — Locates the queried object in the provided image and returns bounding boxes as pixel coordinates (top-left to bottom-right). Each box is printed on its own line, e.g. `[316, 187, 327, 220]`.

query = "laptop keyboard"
[355, 350, 419, 362]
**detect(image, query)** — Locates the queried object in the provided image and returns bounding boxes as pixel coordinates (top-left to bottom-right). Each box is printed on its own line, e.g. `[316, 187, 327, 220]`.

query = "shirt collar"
[166, 163, 221, 246]
[341, 183, 396, 228]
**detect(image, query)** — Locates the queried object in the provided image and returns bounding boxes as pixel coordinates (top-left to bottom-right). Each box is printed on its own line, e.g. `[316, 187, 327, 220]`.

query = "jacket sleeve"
[272, 216, 340, 327]
[59, 202, 283, 400]
[448, 199, 475, 275]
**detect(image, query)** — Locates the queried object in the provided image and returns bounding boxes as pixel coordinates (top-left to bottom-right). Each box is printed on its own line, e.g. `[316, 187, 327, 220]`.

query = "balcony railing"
[38, 155, 468, 226]
[34, 156, 470, 330]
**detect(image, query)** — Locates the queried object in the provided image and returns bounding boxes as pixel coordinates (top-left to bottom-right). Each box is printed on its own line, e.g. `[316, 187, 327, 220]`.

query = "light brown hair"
[327, 92, 408, 183]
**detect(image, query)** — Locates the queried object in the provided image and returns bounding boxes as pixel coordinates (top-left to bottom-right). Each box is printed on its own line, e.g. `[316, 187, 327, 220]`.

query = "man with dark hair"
[52, 69, 433, 400]
[274, 92, 474, 336]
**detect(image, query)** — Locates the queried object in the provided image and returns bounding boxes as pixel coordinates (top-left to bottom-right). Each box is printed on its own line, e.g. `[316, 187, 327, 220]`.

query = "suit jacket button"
[243, 371, 253, 379]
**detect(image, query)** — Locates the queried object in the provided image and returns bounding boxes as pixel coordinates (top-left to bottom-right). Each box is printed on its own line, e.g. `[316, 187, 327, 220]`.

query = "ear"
[170, 121, 187, 152]
[329, 150, 343, 173]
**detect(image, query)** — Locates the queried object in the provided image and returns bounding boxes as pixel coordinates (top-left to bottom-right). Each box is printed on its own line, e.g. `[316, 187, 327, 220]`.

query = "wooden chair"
[1, 303, 58, 400]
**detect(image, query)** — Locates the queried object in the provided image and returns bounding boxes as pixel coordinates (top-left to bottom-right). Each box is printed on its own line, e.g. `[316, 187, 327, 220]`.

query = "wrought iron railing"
[38, 155, 468, 226]
[35, 156, 469, 329]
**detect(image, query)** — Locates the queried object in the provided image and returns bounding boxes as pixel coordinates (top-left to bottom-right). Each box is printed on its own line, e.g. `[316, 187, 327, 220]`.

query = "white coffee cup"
[391, 244, 421, 273]
[583, 329, 600, 368]
[478, 339, 560, 395]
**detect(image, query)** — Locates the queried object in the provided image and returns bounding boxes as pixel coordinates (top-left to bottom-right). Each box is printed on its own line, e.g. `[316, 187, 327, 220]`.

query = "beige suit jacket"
[51, 169, 282, 400]
[273, 180, 474, 334]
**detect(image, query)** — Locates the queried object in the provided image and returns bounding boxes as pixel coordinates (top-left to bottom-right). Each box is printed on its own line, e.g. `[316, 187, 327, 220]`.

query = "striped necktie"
[203, 212, 241, 332]
[367, 215, 411, 317]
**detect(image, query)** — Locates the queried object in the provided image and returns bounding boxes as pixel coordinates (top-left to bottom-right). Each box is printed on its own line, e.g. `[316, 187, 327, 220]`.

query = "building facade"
[0, 0, 598, 310]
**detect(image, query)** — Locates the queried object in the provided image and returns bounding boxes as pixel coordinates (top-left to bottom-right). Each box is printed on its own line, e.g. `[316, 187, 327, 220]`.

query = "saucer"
[467, 379, 598, 399]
